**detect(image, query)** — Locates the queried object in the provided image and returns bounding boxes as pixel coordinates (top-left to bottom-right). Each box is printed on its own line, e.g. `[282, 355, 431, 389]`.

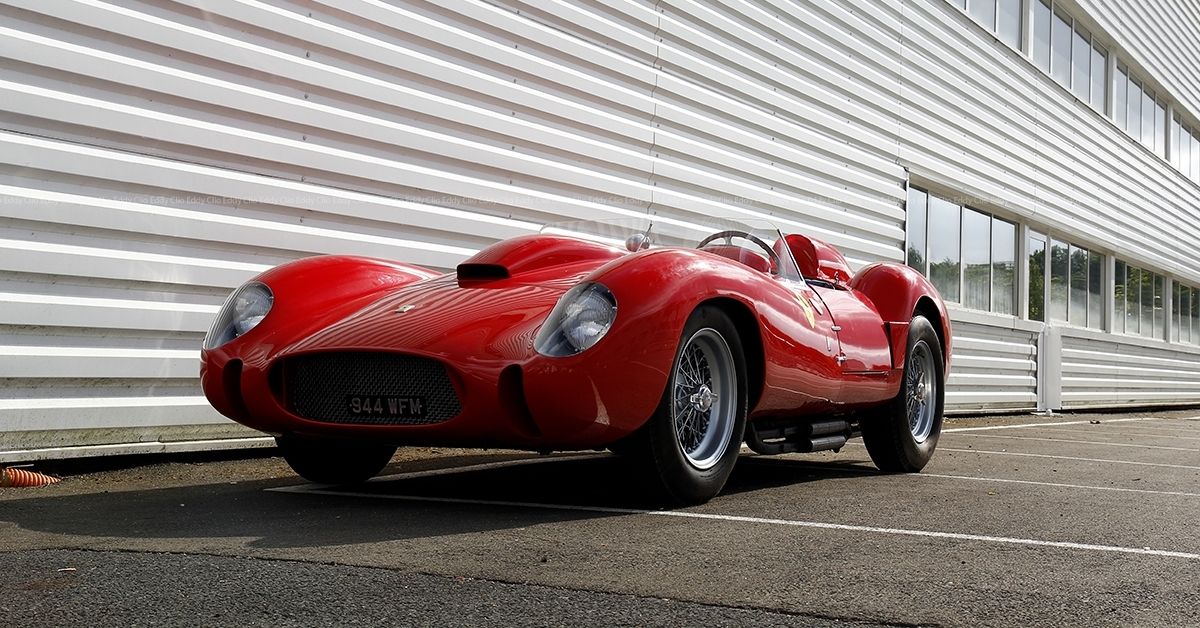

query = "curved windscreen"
[540, 216, 802, 281]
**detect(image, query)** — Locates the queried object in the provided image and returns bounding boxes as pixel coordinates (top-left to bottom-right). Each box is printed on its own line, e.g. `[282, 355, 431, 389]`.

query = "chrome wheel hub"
[689, 385, 717, 412]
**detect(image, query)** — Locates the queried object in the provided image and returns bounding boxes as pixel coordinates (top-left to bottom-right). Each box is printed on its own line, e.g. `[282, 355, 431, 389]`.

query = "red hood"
[277, 271, 580, 362]
[274, 234, 629, 361]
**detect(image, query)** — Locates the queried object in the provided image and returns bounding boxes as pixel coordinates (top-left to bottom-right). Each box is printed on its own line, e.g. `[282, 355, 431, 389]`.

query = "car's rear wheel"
[634, 305, 747, 504]
[277, 435, 397, 485]
[862, 314, 944, 472]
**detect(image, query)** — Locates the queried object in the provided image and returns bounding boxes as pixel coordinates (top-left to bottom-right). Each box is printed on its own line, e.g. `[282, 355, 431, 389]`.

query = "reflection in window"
[1029, 234, 1047, 322]
[1051, 9, 1072, 86]
[1090, 43, 1106, 107]
[1114, 260, 1127, 333]
[996, 0, 1021, 48]
[1071, 26, 1090, 100]
[1153, 274, 1165, 338]
[963, 209, 991, 311]
[968, 0, 996, 30]
[906, 187, 927, 273]
[1032, 0, 1051, 71]
[1050, 239, 1069, 322]
[1127, 266, 1141, 335]
[1193, 286, 1200, 344]
[993, 219, 1016, 315]
[1114, 64, 1128, 130]
[1141, 269, 1155, 338]
[1068, 245, 1088, 326]
[1127, 77, 1143, 142]
[928, 196, 961, 303]
[1088, 250, 1103, 328]
[1172, 283, 1196, 344]
[905, 188, 1015, 314]
[1115, 262, 1165, 339]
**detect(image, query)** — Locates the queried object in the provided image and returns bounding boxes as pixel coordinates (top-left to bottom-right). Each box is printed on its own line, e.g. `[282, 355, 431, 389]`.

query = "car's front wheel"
[862, 314, 945, 472]
[276, 435, 397, 484]
[634, 305, 747, 504]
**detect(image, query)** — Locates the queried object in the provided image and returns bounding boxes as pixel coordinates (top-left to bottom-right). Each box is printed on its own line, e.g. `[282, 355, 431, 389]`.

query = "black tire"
[276, 435, 397, 485]
[633, 305, 748, 505]
[862, 315, 945, 472]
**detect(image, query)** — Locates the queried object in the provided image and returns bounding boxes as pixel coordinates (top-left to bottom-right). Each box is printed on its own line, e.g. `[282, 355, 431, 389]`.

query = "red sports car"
[201, 218, 951, 504]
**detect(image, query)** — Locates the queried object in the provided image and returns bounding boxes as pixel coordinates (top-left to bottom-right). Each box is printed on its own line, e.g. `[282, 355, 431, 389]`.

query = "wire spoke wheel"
[861, 314, 944, 474]
[671, 328, 736, 470]
[906, 341, 936, 443]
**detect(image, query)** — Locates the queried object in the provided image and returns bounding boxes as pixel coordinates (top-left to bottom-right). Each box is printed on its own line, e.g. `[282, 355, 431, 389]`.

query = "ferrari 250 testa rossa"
[201, 218, 951, 504]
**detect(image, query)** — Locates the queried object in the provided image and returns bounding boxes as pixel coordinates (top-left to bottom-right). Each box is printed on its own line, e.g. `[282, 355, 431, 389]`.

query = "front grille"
[282, 352, 462, 425]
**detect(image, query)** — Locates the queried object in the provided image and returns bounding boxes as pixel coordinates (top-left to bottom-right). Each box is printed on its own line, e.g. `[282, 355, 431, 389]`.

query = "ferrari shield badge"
[794, 290, 817, 327]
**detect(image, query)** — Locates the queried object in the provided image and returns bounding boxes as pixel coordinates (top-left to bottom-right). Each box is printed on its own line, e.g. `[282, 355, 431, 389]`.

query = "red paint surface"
[201, 233, 951, 451]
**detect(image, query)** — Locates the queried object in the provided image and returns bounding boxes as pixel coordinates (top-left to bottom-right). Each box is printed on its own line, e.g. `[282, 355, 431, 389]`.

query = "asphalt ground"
[2, 409, 1198, 627]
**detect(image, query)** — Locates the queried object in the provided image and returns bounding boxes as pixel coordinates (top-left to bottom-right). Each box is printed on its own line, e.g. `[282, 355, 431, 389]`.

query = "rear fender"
[849, 263, 952, 374]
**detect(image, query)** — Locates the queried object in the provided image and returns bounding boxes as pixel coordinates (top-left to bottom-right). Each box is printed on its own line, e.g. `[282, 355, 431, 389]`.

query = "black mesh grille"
[282, 352, 461, 425]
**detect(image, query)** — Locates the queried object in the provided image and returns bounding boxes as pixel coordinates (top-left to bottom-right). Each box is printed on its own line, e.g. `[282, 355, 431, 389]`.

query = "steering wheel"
[697, 230, 782, 275]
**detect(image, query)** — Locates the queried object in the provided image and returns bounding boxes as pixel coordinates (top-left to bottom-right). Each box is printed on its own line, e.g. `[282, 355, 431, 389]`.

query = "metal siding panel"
[0, 0, 906, 456]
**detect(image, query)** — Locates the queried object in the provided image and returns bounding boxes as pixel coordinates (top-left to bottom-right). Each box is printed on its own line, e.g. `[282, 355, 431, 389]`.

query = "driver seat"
[784, 234, 852, 285]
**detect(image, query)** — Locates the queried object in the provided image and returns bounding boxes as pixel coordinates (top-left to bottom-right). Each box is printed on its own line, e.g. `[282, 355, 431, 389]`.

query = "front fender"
[200, 255, 440, 423]
[849, 263, 952, 374]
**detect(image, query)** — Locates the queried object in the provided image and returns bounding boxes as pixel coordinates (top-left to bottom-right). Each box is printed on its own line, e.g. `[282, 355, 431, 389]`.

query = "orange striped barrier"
[0, 467, 61, 487]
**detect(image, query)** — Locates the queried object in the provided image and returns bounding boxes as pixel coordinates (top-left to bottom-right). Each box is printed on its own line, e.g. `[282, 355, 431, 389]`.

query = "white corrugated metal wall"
[1, 0, 1198, 460]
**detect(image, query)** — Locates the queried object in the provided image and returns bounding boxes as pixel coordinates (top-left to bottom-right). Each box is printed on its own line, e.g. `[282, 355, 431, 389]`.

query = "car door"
[810, 286, 893, 375]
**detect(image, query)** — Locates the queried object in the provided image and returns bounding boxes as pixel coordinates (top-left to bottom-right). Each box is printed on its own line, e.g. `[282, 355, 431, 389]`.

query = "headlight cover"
[535, 282, 617, 357]
[204, 282, 274, 350]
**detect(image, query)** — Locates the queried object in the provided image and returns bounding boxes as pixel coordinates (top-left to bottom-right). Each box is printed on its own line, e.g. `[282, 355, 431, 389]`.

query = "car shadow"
[0, 453, 883, 550]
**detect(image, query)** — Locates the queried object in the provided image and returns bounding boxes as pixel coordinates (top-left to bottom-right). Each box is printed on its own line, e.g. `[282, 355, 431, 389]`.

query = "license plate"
[346, 395, 427, 419]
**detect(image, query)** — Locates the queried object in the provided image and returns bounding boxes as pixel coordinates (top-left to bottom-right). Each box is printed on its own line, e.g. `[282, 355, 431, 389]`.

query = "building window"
[1114, 64, 1128, 129]
[1115, 261, 1164, 339]
[906, 187, 1016, 315]
[1071, 25, 1090, 101]
[1115, 67, 1167, 156]
[996, 0, 1021, 48]
[1170, 114, 1200, 185]
[1050, 8, 1071, 86]
[1031, 231, 1102, 329]
[1032, 0, 1051, 71]
[1172, 283, 1200, 345]
[1090, 42, 1106, 107]
[927, 195, 961, 303]
[954, 0, 1021, 49]
[1028, 233, 1046, 322]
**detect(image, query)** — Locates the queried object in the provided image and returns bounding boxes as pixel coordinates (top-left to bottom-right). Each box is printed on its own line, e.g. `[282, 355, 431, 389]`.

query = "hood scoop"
[456, 263, 510, 281]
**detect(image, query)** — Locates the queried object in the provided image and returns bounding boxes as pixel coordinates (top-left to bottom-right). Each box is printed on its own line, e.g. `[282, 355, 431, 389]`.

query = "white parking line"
[942, 418, 1159, 433]
[950, 433, 1198, 452]
[919, 473, 1200, 498]
[740, 460, 1200, 498]
[938, 447, 1200, 470]
[1081, 424, 1200, 435]
[1028, 427, 1200, 442]
[267, 487, 1200, 561]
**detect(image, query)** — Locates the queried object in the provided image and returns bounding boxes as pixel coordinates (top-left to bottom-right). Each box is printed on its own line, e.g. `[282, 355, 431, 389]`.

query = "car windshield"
[540, 216, 802, 281]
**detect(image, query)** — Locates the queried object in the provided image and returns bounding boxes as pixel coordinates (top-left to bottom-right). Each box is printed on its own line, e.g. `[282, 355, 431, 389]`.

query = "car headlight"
[204, 282, 274, 350]
[535, 283, 617, 357]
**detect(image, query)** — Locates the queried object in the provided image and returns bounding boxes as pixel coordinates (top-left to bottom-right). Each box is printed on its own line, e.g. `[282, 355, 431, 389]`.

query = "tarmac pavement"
[2, 409, 1198, 627]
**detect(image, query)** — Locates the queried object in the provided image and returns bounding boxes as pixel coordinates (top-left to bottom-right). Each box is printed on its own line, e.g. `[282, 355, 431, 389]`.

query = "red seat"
[702, 244, 772, 273]
[784, 234, 852, 285]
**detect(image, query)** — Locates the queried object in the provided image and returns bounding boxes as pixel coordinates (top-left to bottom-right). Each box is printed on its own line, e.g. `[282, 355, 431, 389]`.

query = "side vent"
[456, 263, 510, 281]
